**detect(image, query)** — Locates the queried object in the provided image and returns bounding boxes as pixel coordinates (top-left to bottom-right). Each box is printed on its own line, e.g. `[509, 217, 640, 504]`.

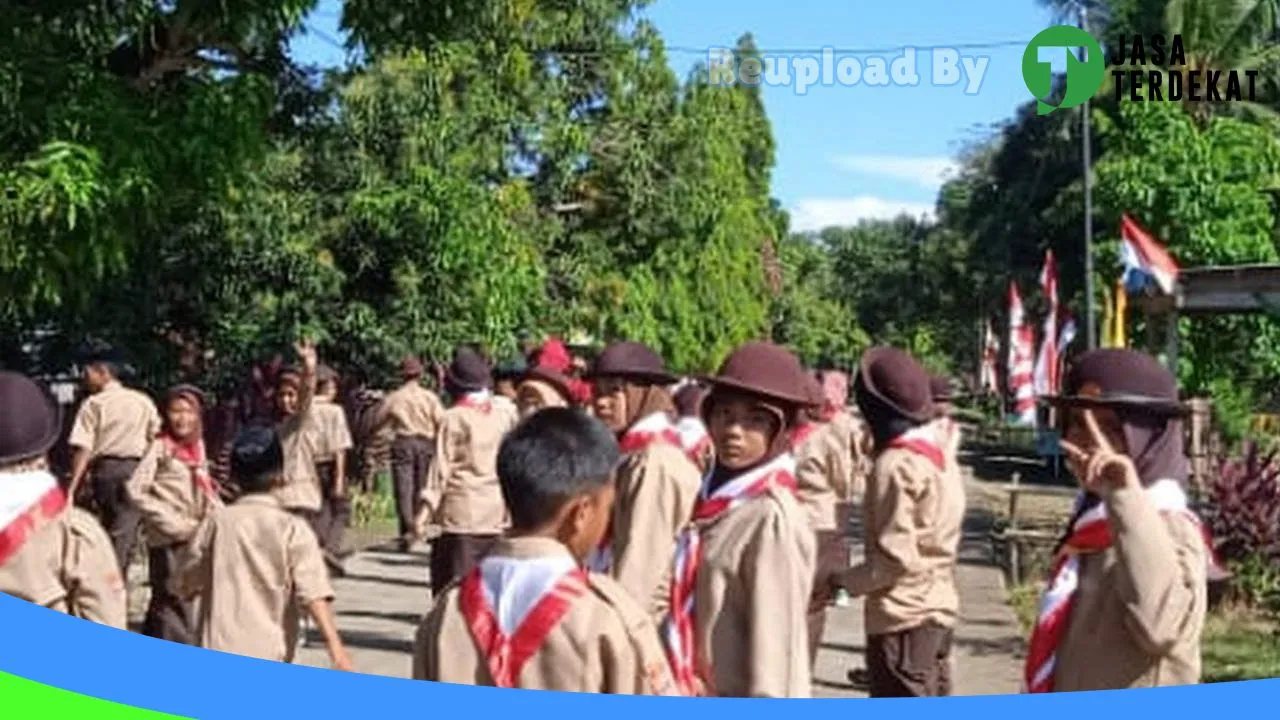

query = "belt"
[95, 455, 141, 463]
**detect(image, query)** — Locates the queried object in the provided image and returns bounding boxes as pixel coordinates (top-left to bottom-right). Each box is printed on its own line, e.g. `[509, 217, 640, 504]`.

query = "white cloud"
[833, 154, 958, 190]
[790, 196, 935, 233]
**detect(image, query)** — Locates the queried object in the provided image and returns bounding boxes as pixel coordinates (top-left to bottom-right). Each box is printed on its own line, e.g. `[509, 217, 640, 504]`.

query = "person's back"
[413, 408, 678, 695]
[175, 424, 352, 670]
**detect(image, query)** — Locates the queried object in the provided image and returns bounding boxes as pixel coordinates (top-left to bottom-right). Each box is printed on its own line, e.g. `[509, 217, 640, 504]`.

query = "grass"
[1008, 582, 1280, 683]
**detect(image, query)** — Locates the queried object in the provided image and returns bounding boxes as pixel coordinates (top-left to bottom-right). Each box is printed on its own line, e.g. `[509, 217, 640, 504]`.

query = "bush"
[1207, 442, 1280, 615]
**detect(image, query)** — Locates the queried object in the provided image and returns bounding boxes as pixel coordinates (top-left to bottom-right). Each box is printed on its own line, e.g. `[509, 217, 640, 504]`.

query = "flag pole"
[1081, 5, 1096, 350]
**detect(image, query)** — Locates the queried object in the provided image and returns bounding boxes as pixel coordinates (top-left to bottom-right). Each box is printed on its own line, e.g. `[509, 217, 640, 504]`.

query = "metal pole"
[1081, 6, 1096, 349]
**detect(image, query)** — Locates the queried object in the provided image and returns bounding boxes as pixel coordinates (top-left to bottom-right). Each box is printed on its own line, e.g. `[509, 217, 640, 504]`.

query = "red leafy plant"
[1207, 442, 1280, 612]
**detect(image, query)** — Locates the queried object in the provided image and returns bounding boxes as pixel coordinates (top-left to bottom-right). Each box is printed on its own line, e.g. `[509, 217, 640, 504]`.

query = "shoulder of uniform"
[64, 506, 111, 541]
[641, 440, 697, 469]
[584, 572, 651, 632]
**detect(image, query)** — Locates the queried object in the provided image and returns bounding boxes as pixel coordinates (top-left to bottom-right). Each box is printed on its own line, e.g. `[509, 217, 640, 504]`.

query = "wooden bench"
[989, 472, 1077, 585]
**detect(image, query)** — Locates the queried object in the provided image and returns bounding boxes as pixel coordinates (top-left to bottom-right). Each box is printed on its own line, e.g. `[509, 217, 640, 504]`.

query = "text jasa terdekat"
[1111, 35, 1259, 103]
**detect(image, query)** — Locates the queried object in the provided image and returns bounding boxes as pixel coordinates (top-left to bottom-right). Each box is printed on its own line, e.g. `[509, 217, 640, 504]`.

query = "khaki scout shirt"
[175, 494, 334, 662]
[274, 373, 324, 512]
[422, 402, 517, 534]
[127, 439, 223, 547]
[413, 536, 679, 695]
[1053, 484, 1208, 691]
[847, 445, 965, 636]
[313, 399, 353, 465]
[378, 382, 444, 440]
[68, 381, 161, 460]
[794, 421, 855, 532]
[0, 506, 126, 629]
[692, 486, 816, 698]
[609, 441, 701, 621]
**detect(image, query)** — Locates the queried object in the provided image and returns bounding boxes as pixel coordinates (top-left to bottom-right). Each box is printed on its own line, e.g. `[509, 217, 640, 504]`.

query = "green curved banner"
[0, 671, 190, 719]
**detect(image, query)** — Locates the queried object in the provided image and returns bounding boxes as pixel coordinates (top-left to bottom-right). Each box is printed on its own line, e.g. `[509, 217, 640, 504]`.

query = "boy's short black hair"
[497, 408, 620, 530]
[230, 424, 284, 493]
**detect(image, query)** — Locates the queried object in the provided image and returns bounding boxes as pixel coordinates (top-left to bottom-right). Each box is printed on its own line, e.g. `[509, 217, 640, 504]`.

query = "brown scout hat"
[521, 364, 576, 405]
[585, 341, 677, 385]
[446, 346, 492, 393]
[0, 372, 62, 466]
[858, 347, 935, 423]
[165, 384, 207, 409]
[930, 375, 952, 402]
[701, 341, 813, 406]
[1041, 348, 1187, 417]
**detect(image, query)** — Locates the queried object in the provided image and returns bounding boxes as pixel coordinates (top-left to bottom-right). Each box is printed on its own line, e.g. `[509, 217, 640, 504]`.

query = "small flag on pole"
[1033, 250, 1060, 395]
[981, 318, 1000, 395]
[1120, 214, 1179, 295]
[1008, 282, 1037, 426]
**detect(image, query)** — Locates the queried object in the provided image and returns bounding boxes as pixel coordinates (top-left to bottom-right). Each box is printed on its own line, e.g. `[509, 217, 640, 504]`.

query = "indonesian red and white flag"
[0, 471, 68, 566]
[1024, 480, 1228, 693]
[1033, 250, 1060, 396]
[1120, 214, 1179, 295]
[1008, 282, 1037, 425]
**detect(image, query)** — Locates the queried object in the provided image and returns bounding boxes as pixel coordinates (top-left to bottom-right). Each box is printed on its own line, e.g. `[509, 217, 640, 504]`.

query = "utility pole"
[1080, 5, 1097, 349]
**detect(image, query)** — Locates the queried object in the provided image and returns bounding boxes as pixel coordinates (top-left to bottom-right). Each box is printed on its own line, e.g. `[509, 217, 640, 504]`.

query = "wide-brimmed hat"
[446, 346, 492, 393]
[1040, 348, 1188, 417]
[520, 364, 575, 404]
[857, 347, 935, 423]
[673, 382, 708, 417]
[700, 341, 813, 406]
[585, 341, 677, 385]
[0, 372, 62, 465]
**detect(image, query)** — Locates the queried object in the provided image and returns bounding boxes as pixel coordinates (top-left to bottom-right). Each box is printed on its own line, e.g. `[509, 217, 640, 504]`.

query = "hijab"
[853, 371, 920, 450]
[702, 390, 793, 493]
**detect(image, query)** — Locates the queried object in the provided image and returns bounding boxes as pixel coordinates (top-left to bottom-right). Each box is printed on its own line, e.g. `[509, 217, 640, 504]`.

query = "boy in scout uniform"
[586, 341, 701, 621]
[414, 347, 517, 595]
[413, 407, 678, 695]
[66, 347, 161, 574]
[374, 355, 444, 552]
[313, 366, 354, 574]
[175, 425, 353, 670]
[127, 384, 223, 643]
[662, 342, 817, 698]
[0, 371, 126, 629]
[837, 347, 965, 698]
[270, 340, 327, 539]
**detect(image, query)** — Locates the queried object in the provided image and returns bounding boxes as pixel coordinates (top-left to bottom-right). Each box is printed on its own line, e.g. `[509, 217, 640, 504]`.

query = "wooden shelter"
[1133, 263, 1280, 496]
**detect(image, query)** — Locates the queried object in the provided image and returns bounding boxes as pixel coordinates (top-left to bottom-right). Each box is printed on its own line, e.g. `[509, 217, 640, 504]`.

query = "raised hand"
[294, 339, 318, 373]
[1058, 408, 1139, 494]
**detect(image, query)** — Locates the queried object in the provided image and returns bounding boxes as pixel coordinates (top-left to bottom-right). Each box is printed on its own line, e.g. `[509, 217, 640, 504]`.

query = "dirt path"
[296, 477, 1025, 696]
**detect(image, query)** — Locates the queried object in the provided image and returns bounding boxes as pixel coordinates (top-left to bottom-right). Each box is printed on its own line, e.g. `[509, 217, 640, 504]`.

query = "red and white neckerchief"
[886, 423, 946, 470]
[459, 554, 589, 688]
[0, 471, 68, 566]
[675, 416, 711, 467]
[586, 412, 682, 573]
[789, 421, 820, 450]
[160, 434, 219, 503]
[1024, 479, 1228, 694]
[455, 390, 493, 414]
[662, 453, 798, 696]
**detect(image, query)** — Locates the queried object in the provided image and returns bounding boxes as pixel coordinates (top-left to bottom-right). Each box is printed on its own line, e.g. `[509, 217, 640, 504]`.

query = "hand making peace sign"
[1058, 408, 1140, 494]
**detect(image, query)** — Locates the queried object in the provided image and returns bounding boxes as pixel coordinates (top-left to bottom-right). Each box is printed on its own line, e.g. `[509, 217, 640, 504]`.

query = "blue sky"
[290, 0, 1057, 231]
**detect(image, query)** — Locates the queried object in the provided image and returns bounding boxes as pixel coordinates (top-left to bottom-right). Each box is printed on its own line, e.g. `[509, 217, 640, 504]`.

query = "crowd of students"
[0, 333, 1221, 698]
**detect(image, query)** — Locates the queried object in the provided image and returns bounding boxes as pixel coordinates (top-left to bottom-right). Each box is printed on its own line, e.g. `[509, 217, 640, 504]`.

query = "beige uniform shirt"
[610, 442, 701, 620]
[693, 486, 816, 698]
[413, 537, 679, 695]
[379, 382, 444, 440]
[1054, 485, 1208, 691]
[274, 377, 323, 512]
[314, 399, 354, 465]
[68, 381, 161, 459]
[175, 494, 334, 662]
[492, 395, 520, 429]
[423, 403, 517, 535]
[794, 421, 854, 532]
[847, 445, 965, 636]
[127, 440, 223, 547]
[0, 507, 126, 628]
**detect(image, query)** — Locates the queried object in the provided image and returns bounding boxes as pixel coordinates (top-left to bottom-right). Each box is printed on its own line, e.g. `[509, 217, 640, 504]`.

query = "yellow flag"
[1101, 284, 1114, 348]
[1114, 278, 1128, 348]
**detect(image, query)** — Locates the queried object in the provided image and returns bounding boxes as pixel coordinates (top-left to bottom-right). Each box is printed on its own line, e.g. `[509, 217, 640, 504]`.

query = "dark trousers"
[430, 532, 498, 596]
[807, 529, 850, 666]
[866, 622, 954, 697]
[390, 436, 433, 539]
[314, 462, 351, 556]
[89, 457, 142, 574]
[142, 544, 194, 645]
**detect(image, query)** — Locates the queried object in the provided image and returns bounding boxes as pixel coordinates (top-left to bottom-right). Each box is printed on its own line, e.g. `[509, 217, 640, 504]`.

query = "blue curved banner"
[0, 593, 1276, 716]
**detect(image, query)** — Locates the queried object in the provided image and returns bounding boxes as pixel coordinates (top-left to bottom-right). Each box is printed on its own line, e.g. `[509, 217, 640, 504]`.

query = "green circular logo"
[1022, 26, 1105, 115]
